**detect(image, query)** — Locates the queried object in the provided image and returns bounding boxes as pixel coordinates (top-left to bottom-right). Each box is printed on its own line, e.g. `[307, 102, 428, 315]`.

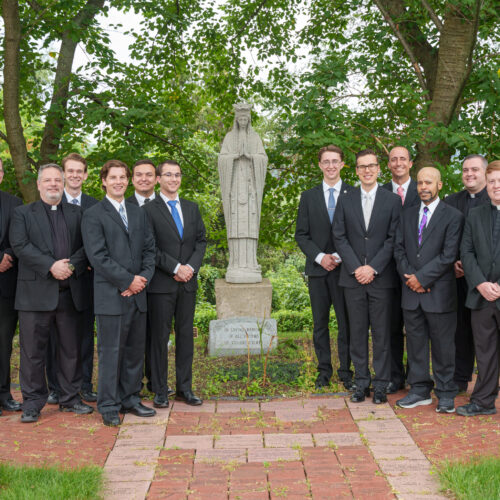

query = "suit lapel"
[420, 200, 444, 247]
[157, 197, 181, 240]
[352, 189, 365, 231]
[367, 188, 384, 232]
[103, 198, 129, 234]
[313, 185, 331, 226]
[406, 180, 418, 206]
[32, 201, 54, 253]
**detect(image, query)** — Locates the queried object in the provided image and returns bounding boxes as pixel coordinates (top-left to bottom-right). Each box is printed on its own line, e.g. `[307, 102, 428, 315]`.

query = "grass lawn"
[438, 456, 500, 500]
[0, 463, 103, 500]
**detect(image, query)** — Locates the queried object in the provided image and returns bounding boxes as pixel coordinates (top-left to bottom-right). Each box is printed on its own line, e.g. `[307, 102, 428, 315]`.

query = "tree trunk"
[2, 0, 38, 202]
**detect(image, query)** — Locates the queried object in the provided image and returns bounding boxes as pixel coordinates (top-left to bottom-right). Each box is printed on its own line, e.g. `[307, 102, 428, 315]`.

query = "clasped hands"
[320, 254, 340, 272]
[0, 253, 14, 272]
[355, 265, 376, 285]
[477, 282, 500, 302]
[404, 273, 429, 293]
[50, 259, 73, 280]
[122, 275, 148, 297]
[174, 265, 193, 283]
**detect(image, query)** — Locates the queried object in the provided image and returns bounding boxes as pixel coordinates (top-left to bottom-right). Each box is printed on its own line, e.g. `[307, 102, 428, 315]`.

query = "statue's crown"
[234, 102, 252, 113]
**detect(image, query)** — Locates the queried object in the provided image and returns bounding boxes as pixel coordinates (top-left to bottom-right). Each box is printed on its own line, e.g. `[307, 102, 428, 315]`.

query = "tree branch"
[419, 0, 443, 32]
[373, 0, 427, 90]
[0, 130, 38, 169]
[232, 0, 269, 42]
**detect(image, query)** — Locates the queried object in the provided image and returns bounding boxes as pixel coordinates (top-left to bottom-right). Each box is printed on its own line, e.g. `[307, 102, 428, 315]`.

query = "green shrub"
[197, 265, 224, 305]
[194, 302, 217, 336]
[272, 308, 337, 333]
[268, 261, 309, 311]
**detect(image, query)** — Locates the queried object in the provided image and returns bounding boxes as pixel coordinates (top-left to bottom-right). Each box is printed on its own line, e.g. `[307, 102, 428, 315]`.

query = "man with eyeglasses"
[295, 145, 355, 391]
[143, 160, 206, 407]
[127, 159, 157, 206]
[333, 149, 401, 404]
[381, 146, 420, 395]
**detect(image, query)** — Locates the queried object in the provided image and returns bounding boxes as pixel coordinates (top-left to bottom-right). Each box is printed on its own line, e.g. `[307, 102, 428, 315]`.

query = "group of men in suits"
[296, 145, 498, 415]
[0, 154, 205, 426]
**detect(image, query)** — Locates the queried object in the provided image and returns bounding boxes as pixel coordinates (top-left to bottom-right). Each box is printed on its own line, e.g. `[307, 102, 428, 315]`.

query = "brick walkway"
[1, 388, 499, 499]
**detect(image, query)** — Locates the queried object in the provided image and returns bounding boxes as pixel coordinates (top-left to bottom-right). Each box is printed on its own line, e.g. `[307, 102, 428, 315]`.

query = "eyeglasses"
[321, 160, 342, 167]
[160, 173, 182, 179]
[356, 163, 379, 171]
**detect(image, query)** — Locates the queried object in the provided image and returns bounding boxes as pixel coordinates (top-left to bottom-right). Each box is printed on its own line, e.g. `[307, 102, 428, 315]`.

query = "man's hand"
[127, 275, 148, 295]
[176, 265, 194, 282]
[476, 282, 500, 302]
[454, 260, 465, 279]
[50, 259, 73, 280]
[320, 254, 337, 272]
[354, 265, 375, 285]
[0, 253, 14, 272]
[404, 274, 429, 293]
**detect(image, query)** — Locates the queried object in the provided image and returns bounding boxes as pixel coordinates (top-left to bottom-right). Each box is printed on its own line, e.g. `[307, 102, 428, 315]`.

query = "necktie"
[362, 194, 373, 229]
[418, 206, 429, 245]
[119, 204, 128, 232]
[71, 198, 79, 206]
[397, 185, 405, 205]
[144, 198, 150, 204]
[327, 188, 335, 223]
[168, 200, 183, 238]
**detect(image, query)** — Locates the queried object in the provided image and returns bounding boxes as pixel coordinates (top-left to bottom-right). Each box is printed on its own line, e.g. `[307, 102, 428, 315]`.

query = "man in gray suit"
[458, 160, 500, 416]
[82, 160, 156, 426]
[394, 167, 464, 413]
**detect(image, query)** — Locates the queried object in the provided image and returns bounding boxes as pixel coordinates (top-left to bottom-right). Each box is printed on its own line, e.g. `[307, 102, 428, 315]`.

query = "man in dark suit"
[10, 164, 93, 423]
[333, 149, 401, 404]
[46, 153, 98, 405]
[295, 145, 354, 391]
[0, 159, 23, 415]
[144, 160, 206, 407]
[444, 154, 489, 393]
[126, 159, 157, 206]
[457, 160, 500, 416]
[394, 167, 464, 413]
[82, 160, 156, 426]
[381, 146, 420, 394]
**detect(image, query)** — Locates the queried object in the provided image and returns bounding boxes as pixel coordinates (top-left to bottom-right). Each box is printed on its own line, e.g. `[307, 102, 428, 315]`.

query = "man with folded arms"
[458, 160, 500, 416]
[10, 164, 93, 423]
[394, 167, 463, 413]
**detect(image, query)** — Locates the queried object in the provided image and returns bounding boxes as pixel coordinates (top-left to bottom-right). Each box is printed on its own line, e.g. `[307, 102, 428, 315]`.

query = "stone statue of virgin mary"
[218, 103, 268, 283]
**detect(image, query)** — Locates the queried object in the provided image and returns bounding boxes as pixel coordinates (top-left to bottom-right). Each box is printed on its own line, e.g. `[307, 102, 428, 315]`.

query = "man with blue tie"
[143, 160, 206, 407]
[295, 145, 355, 390]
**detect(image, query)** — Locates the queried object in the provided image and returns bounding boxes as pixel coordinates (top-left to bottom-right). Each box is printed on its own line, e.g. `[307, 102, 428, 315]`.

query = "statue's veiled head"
[234, 102, 252, 131]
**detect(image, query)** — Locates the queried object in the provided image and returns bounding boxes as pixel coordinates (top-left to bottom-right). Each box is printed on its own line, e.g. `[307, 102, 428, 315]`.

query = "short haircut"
[318, 145, 344, 162]
[486, 160, 500, 177]
[62, 152, 87, 172]
[100, 159, 130, 190]
[389, 146, 412, 160]
[132, 159, 156, 174]
[356, 149, 378, 164]
[157, 160, 181, 176]
[38, 163, 63, 181]
[463, 154, 487, 169]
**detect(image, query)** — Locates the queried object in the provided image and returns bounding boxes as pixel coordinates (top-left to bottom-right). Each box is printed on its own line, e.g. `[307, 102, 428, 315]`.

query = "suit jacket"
[443, 186, 489, 216]
[0, 190, 23, 299]
[332, 186, 401, 288]
[143, 196, 206, 294]
[63, 191, 98, 211]
[81, 198, 155, 315]
[295, 182, 354, 277]
[394, 200, 464, 312]
[461, 204, 500, 311]
[382, 179, 420, 210]
[126, 193, 139, 206]
[9, 201, 89, 312]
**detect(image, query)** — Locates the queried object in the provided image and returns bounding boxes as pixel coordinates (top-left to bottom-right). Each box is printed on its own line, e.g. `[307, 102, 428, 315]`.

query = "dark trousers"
[19, 289, 82, 411]
[390, 285, 407, 386]
[0, 296, 18, 402]
[147, 288, 196, 396]
[96, 300, 145, 414]
[344, 286, 392, 391]
[470, 303, 500, 409]
[403, 306, 458, 399]
[308, 271, 352, 382]
[454, 277, 475, 385]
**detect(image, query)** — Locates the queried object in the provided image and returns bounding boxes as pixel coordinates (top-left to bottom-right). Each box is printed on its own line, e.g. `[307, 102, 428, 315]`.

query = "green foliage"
[194, 302, 217, 336]
[0, 463, 103, 500]
[197, 265, 224, 305]
[438, 456, 500, 500]
[267, 257, 309, 311]
[272, 309, 313, 333]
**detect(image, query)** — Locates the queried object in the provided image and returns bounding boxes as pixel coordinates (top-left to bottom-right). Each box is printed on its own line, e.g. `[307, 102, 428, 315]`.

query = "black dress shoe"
[21, 408, 40, 423]
[153, 394, 169, 408]
[47, 391, 59, 405]
[59, 402, 94, 414]
[0, 398, 22, 412]
[350, 388, 371, 403]
[81, 390, 97, 403]
[342, 379, 356, 392]
[315, 376, 330, 390]
[373, 390, 388, 404]
[175, 390, 203, 406]
[386, 381, 405, 394]
[121, 402, 156, 417]
[102, 411, 121, 426]
[167, 387, 175, 398]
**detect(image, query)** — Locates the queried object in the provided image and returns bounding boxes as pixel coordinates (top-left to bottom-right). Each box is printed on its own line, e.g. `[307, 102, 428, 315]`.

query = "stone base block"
[215, 278, 272, 319]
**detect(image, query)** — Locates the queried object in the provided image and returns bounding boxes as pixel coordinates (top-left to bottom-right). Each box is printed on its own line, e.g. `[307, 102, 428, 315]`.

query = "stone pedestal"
[215, 278, 272, 319]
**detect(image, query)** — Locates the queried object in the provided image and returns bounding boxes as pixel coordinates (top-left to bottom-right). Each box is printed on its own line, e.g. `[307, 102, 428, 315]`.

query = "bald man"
[394, 167, 464, 413]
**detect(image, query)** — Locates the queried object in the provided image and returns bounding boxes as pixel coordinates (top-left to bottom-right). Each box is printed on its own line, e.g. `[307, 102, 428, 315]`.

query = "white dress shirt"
[418, 197, 440, 227]
[391, 177, 411, 196]
[64, 189, 82, 205]
[134, 191, 156, 207]
[106, 195, 127, 218]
